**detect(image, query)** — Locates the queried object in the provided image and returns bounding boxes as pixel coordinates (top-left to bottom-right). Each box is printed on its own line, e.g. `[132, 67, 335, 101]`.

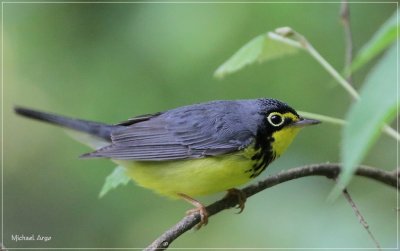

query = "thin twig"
[342, 189, 382, 250]
[270, 28, 359, 100]
[340, 0, 354, 84]
[145, 163, 397, 251]
[268, 27, 400, 141]
[298, 110, 346, 126]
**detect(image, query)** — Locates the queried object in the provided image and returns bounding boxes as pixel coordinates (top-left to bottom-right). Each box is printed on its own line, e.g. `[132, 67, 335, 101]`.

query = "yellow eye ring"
[267, 112, 284, 127]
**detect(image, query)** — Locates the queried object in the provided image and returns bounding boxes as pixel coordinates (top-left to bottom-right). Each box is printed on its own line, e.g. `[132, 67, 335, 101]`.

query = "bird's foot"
[225, 188, 247, 214]
[177, 193, 209, 229]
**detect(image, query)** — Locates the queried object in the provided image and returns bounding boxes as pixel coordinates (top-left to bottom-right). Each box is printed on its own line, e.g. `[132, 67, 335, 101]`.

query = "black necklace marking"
[246, 128, 276, 178]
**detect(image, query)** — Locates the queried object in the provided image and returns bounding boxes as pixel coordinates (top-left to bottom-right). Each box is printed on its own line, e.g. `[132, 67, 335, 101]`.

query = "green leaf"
[332, 43, 398, 198]
[99, 166, 131, 198]
[350, 9, 398, 73]
[214, 33, 299, 78]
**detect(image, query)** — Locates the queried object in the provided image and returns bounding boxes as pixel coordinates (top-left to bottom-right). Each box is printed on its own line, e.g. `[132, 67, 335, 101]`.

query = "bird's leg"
[225, 188, 247, 214]
[177, 193, 209, 229]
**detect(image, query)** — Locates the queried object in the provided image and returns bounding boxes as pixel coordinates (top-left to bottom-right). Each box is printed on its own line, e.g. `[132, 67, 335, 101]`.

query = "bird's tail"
[14, 107, 115, 141]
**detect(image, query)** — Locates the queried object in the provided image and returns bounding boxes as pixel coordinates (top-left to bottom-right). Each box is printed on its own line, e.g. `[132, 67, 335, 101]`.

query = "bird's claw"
[226, 188, 247, 214]
[186, 206, 209, 229]
[178, 193, 209, 229]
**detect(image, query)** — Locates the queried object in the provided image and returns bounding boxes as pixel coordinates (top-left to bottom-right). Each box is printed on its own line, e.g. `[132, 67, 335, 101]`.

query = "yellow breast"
[117, 152, 254, 199]
[115, 126, 301, 199]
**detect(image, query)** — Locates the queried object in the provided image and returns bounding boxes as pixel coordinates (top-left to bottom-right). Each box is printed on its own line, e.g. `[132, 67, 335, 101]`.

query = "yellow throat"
[270, 126, 302, 158]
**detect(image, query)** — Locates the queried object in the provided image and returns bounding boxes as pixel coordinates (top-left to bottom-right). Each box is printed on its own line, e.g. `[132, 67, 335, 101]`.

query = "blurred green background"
[3, 2, 397, 249]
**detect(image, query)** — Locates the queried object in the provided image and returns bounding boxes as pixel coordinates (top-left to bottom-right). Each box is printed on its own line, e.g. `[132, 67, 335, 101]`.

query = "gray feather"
[14, 107, 118, 141]
[16, 99, 293, 161]
[83, 99, 265, 160]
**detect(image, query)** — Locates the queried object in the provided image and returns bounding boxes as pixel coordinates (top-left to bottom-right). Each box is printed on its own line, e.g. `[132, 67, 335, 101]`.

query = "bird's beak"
[292, 117, 321, 127]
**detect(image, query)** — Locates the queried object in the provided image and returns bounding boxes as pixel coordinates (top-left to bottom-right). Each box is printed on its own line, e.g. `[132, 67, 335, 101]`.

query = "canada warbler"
[15, 98, 319, 226]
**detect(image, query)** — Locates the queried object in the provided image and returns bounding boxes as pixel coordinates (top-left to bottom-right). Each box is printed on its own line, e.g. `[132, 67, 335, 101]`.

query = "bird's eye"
[267, 112, 284, 127]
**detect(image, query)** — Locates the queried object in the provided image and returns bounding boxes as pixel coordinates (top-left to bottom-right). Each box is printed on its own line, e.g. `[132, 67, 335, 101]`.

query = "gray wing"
[82, 100, 261, 161]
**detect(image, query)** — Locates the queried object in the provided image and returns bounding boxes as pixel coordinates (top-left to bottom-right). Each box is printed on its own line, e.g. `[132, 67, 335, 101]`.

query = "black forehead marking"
[258, 98, 299, 117]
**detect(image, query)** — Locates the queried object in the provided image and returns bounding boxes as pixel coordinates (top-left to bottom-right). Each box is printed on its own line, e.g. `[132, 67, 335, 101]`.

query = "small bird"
[15, 98, 319, 227]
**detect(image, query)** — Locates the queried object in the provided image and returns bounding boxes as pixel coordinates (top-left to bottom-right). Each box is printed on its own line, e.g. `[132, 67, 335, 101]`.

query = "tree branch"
[144, 163, 398, 251]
